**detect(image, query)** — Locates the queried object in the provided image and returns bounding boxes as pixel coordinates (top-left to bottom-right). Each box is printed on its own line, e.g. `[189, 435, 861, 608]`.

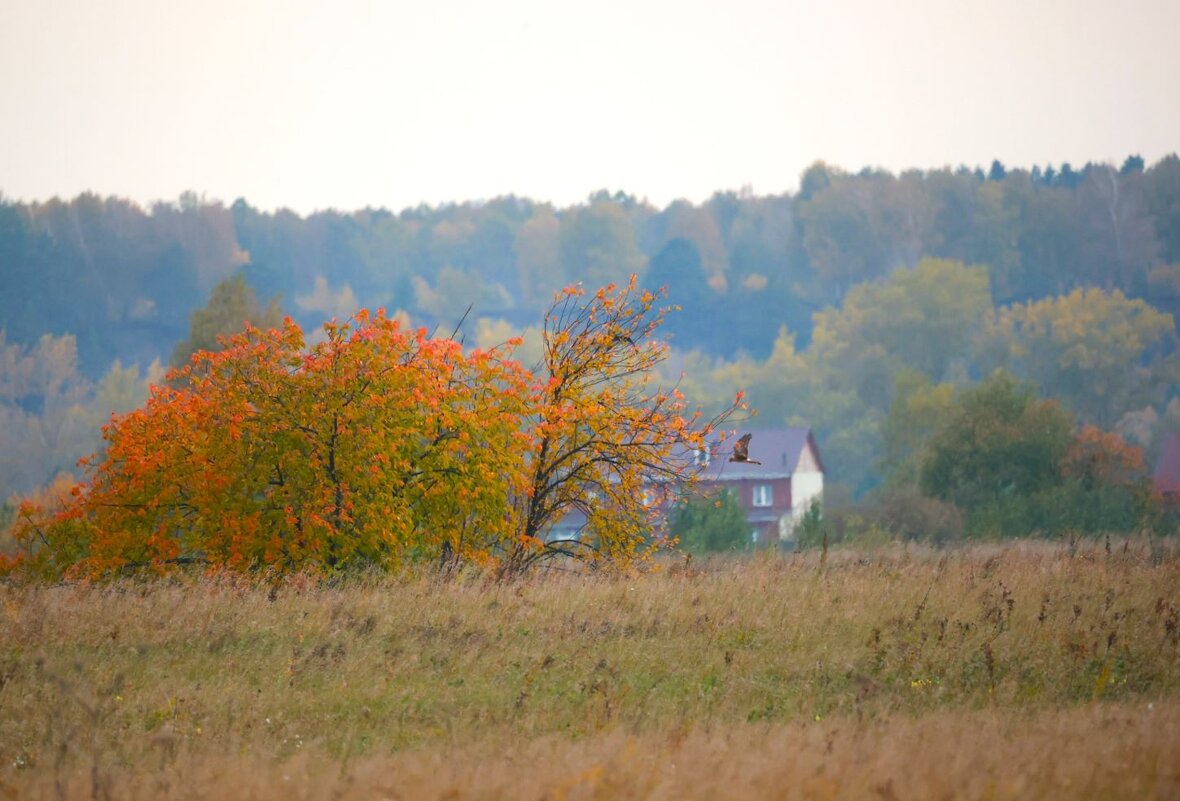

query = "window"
[752, 484, 773, 507]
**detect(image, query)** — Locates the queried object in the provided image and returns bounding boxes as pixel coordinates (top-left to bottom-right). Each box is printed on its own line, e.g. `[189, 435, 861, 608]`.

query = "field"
[2, 540, 1179, 800]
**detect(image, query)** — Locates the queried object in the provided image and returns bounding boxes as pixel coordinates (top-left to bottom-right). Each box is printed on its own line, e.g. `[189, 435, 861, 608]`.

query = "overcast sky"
[1, 0, 1177, 214]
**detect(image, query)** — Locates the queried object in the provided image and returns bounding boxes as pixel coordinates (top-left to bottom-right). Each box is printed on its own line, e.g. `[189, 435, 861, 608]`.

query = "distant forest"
[3, 154, 1180, 504]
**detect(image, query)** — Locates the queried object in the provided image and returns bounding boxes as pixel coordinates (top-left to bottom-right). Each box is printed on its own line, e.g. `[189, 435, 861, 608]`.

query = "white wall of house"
[778, 442, 824, 541]
[792, 471, 823, 510]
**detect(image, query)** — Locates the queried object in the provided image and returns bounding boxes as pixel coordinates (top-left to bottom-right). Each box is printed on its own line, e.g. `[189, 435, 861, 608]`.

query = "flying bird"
[729, 433, 761, 465]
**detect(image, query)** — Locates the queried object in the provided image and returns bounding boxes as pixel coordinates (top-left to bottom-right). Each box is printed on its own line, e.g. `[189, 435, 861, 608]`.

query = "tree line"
[3, 155, 1177, 377]
[2, 154, 1180, 524]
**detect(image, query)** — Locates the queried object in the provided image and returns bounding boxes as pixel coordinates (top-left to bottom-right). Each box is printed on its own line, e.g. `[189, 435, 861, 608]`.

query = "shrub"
[669, 488, 749, 554]
[794, 498, 826, 550]
[862, 488, 964, 545]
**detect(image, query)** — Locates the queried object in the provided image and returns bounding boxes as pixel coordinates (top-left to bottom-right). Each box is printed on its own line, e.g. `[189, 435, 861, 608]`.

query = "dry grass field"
[2, 539, 1178, 799]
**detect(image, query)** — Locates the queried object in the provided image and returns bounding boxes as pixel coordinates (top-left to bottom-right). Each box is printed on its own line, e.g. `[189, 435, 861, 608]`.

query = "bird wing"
[733, 433, 752, 460]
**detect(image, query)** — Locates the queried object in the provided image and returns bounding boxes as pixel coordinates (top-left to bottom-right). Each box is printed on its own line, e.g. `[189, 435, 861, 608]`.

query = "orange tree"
[1058, 424, 1171, 534]
[503, 276, 744, 575]
[4, 278, 744, 579]
[7, 311, 532, 578]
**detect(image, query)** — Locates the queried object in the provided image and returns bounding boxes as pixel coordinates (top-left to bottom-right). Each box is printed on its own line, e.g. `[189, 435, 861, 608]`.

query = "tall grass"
[2, 539, 1178, 799]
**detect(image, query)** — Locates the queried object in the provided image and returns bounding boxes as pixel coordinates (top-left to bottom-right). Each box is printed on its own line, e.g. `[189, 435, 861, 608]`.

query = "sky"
[1, 0, 1178, 215]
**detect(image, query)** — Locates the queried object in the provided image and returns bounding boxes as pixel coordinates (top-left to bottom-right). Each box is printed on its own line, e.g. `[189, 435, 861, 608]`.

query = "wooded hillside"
[3, 154, 1179, 503]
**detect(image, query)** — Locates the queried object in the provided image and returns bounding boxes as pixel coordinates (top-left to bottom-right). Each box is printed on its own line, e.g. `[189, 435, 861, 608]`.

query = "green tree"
[924, 168, 980, 265]
[1012, 178, 1081, 299]
[660, 201, 729, 279]
[170, 274, 283, 369]
[796, 172, 884, 297]
[645, 238, 714, 349]
[82, 359, 162, 432]
[808, 258, 991, 410]
[412, 265, 512, 325]
[1144, 154, 1180, 264]
[702, 327, 812, 419]
[558, 200, 645, 288]
[1076, 165, 1160, 290]
[669, 489, 749, 554]
[963, 178, 1023, 303]
[794, 498, 825, 549]
[798, 161, 835, 201]
[295, 276, 358, 321]
[878, 370, 956, 489]
[0, 332, 93, 499]
[919, 372, 1073, 510]
[513, 206, 563, 307]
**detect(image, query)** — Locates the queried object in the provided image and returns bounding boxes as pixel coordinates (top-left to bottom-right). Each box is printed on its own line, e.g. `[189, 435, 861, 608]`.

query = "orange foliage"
[503, 275, 743, 576]
[1062, 425, 1146, 489]
[6, 277, 743, 580]
[2, 472, 85, 576]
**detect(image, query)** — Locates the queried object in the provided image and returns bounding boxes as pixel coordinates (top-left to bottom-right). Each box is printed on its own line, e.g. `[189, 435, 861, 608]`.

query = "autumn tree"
[7, 312, 535, 578]
[0, 471, 81, 576]
[502, 276, 744, 575]
[912, 372, 1161, 537]
[977, 287, 1176, 427]
[1053, 425, 1162, 533]
[5, 278, 743, 580]
[473, 318, 544, 379]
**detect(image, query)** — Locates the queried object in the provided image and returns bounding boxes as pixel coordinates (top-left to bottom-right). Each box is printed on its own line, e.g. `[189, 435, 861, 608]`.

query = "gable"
[796, 440, 821, 473]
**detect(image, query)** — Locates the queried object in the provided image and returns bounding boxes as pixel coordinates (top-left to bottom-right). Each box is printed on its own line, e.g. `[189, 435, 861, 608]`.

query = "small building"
[696, 428, 824, 548]
[542, 427, 825, 549]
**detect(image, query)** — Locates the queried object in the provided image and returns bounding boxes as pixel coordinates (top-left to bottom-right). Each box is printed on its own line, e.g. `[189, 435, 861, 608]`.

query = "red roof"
[1154, 433, 1180, 494]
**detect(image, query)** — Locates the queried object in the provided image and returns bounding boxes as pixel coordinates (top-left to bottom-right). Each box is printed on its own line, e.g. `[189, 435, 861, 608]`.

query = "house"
[541, 427, 825, 549]
[696, 427, 825, 549]
[1153, 433, 1180, 500]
